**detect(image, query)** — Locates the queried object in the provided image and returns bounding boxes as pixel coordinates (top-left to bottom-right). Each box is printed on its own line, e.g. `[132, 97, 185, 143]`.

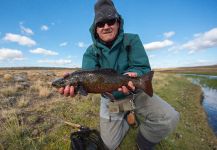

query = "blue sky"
[0, 0, 217, 69]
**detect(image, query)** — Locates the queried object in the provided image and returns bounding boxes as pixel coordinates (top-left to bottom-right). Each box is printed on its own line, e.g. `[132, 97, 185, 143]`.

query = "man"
[59, 0, 179, 149]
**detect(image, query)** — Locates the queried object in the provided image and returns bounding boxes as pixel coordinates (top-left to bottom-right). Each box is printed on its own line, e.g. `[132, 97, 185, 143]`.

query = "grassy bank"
[183, 75, 217, 89]
[0, 70, 217, 149]
[120, 73, 217, 150]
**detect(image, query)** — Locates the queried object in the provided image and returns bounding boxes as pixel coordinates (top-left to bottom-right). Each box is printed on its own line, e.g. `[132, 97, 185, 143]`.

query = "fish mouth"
[51, 81, 58, 88]
[51, 78, 63, 88]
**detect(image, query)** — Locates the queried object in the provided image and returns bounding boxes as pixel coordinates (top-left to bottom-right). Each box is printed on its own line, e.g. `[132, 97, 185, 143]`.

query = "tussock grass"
[17, 96, 30, 108]
[0, 85, 18, 97]
[0, 109, 17, 121]
[30, 79, 52, 98]
[38, 86, 51, 98]
[3, 74, 13, 81]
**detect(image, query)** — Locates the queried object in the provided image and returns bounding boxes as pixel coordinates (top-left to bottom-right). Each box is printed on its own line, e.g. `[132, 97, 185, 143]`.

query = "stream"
[179, 74, 217, 136]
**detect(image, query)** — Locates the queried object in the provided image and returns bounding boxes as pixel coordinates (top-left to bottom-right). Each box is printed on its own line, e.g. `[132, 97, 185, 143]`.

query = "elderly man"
[59, 0, 179, 149]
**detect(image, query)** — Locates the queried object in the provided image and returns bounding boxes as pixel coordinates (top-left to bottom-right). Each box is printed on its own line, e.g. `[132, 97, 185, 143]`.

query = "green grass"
[176, 71, 217, 76]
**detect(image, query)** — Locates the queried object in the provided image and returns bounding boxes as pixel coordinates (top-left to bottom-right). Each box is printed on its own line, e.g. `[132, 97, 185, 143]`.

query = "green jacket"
[82, 17, 151, 99]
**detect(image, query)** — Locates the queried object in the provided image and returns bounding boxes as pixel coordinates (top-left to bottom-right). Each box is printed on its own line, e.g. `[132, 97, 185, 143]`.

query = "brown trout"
[52, 69, 154, 96]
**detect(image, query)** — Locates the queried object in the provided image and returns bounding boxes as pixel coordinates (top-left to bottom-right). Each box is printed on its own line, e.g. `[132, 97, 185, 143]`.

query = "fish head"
[51, 78, 67, 88]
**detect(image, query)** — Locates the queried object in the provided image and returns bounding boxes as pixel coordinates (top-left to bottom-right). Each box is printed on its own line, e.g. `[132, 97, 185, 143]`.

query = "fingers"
[69, 86, 75, 97]
[58, 85, 75, 97]
[64, 85, 70, 96]
[118, 86, 130, 94]
[124, 72, 137, 77]
[128, 81, 135, 91]
[118, 81, 135, 95]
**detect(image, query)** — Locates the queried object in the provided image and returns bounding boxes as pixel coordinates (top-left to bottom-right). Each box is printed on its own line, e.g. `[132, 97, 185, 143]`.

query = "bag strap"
[123, 34, 132, 63]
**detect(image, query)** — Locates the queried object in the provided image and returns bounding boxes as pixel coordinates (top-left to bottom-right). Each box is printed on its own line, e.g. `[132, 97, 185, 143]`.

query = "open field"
[0, 68, 217, 150]
[154, 65, 217, 76]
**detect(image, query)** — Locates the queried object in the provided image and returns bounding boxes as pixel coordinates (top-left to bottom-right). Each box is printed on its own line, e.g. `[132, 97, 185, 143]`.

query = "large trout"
[52, 69, 154, 97]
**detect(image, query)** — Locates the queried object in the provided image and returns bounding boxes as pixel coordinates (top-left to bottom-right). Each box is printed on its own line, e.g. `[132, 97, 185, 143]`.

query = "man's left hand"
[118, 72, 137, 94]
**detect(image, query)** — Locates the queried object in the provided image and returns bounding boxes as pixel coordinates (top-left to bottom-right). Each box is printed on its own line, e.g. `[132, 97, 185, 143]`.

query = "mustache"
[102, 29, 112, 34]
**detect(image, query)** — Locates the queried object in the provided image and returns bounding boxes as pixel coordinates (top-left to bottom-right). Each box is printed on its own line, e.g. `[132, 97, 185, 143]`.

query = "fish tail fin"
[138, 71, 154, 97]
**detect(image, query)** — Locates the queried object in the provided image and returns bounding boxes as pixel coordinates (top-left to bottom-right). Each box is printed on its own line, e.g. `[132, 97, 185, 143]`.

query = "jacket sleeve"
[125, 34, 151, 76]
[82, 45, 99, 70]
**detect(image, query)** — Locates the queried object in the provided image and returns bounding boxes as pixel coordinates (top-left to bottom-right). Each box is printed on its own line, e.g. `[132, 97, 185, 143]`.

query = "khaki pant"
[100, 91, 180, 150]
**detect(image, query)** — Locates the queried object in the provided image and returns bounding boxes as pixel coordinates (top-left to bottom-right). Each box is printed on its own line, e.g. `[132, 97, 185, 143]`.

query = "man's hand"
[58, 72, 75, 97]
[118, 72, 137, 94]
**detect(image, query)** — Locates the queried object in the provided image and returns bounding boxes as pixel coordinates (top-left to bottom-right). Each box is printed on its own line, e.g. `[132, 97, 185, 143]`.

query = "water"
[202, 87, 217, 136]
[179, 74, 217, 136]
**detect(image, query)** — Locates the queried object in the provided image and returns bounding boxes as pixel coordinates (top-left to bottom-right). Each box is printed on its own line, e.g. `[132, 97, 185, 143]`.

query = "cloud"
[148, 54, 155, 58]
[181, 27, 217, 53]
[0, 48, 24, 60]
[38, 59, 71, 65]
[163, 31, 175, 38]
[41, 25, 49, 31]
[77, 42, 88, 48]
[59, 42, 68, 47]
[30, 48, 58, 56]
[177, 59, 217, 67]
[144, 39, 174, 50]
[20, 24, 34, 36]
[3, 33, 36, 47]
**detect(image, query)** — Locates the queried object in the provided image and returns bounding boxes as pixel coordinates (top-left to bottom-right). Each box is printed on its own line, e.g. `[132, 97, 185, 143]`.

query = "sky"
[0, 0, 217, 69]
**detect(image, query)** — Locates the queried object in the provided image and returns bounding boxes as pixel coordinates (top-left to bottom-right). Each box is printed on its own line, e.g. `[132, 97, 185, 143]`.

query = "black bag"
[70, 127, 107, 150]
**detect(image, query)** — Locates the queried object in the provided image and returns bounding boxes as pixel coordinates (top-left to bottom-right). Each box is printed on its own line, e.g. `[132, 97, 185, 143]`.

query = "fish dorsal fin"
[96, 68, 118, 74]
[68, 69, 82, 76]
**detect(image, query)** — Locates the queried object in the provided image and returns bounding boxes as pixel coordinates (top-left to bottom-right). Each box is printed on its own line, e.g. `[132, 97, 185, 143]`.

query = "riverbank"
[0, 70, 217, 149]
[181, 74, 217, 136]
[153, 73, 217, 149]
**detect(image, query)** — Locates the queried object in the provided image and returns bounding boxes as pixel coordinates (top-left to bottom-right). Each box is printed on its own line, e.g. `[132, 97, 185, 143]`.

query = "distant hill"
[154, 64, 217, 75]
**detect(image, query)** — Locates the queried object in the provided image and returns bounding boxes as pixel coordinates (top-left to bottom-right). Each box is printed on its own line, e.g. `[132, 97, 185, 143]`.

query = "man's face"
[96, 19, 119, 43]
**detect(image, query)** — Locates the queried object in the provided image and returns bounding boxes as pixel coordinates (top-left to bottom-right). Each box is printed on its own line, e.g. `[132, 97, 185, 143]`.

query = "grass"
[155, 65, 217, 76]
[0, 113, 38, 150]
[0, 69, 217, 150]
[0, 85, 19, 97]
[183, 75, 217, 89]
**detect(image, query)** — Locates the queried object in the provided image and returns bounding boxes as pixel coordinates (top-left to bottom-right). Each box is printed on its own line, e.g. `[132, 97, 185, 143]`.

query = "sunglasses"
[96, 19, 117, 28]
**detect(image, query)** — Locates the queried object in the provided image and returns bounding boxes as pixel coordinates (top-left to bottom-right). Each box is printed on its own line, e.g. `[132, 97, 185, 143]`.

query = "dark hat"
[94, 0, 119, 25]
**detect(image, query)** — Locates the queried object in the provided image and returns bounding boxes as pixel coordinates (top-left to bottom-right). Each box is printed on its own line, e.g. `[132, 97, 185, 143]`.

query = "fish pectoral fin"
[77, 85, 88, 96]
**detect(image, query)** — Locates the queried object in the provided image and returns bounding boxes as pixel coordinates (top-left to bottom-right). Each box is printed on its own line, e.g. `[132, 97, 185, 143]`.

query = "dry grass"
[3, 74, 13, 81]
[155, 65, 217, 75]
[38, 86, 51, 98]
[17, 96, 30, 108]
[30, 79, 52, 98]
[0, 85, 18, 97]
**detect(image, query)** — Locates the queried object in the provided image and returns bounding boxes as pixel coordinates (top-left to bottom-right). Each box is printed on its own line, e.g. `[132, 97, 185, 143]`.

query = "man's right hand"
[58, 73, 75, 97]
